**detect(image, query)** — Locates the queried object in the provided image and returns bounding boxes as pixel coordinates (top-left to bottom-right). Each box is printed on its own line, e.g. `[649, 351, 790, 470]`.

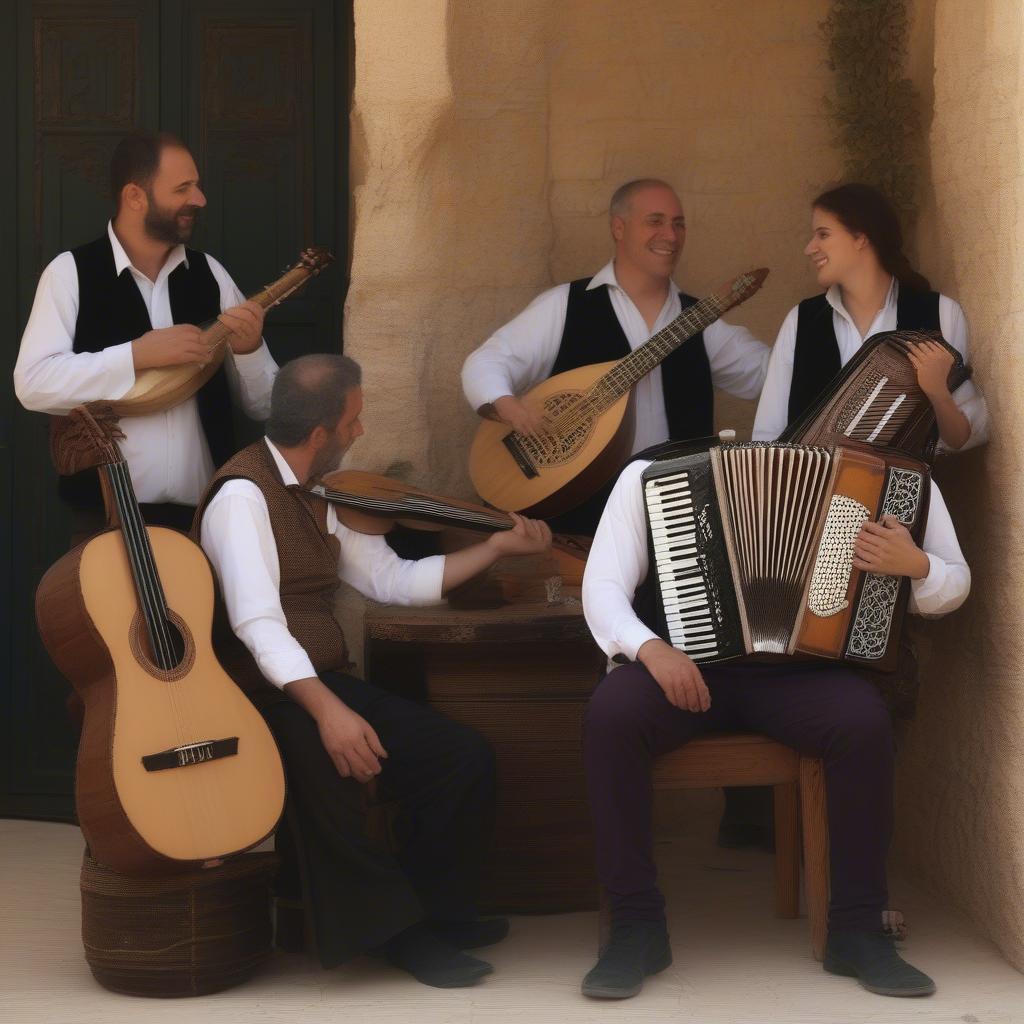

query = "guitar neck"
[100, 461, 181, 670]
[589, 293, 726, 408]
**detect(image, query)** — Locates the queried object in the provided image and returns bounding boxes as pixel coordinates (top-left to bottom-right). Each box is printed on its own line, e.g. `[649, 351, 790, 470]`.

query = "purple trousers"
[583, 660, 894, 932]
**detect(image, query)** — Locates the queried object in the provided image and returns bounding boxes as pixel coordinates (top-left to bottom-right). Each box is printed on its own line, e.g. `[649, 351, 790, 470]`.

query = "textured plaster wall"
[896, 0, 1024, 972]
[346, 0, 840, 494]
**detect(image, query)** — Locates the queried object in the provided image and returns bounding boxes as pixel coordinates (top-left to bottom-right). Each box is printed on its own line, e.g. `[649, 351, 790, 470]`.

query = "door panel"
[2, 0, 347, 819]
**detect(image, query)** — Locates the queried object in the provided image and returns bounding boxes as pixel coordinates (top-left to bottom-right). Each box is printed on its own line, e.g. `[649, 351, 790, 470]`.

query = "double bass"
[36, 407, 285, 874]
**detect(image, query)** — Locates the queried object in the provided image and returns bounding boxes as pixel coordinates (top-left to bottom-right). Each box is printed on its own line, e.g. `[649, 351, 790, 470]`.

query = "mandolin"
[105, 246, 334, 418]
[468, 268, 769, 518]
[36, 406, 285, 874]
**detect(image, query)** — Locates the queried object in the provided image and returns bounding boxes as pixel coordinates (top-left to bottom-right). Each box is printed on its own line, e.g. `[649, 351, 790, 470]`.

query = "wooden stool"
[651, 733, 829, 960]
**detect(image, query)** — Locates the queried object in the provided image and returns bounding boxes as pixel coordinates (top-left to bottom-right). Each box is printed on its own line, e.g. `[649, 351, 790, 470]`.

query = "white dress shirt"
[14, 222, 279, 505]
[752, 279, 989, 451]
[462, 261, 770, 454]
[582, 459, 971, 664]
[200, 439, 447, 689]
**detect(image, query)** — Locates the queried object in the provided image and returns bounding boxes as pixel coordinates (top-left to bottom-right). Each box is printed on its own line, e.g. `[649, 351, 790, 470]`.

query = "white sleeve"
[200, 481, 317, 688]
[13, 253, 137, 413]
[461, 284, 570, 411]
[752, 305, 799, 441]
[937, 295, 989, 452]
[703, 319, 770, 400]
[331, 512, 446, 606]
[908, 480, 971, 617]
[582, 461, 660, 661]
[206, 254, 278, 421]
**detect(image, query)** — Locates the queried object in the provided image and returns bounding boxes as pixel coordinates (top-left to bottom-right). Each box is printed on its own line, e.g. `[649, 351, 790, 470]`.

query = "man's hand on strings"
[132, 324, 211, 370]
[218, 299, 265, 355]
[492, 394, 546, 436]
[486, 512, 552, 557]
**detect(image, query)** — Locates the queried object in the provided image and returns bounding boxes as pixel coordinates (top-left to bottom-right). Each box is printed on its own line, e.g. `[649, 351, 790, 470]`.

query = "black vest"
[552, 278, 715, 441]
[786, 287, 941, 427]
[61, 235, 235, 507]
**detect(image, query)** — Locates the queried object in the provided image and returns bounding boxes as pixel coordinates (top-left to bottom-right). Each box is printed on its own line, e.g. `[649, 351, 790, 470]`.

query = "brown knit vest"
[193, 440, 349, 710]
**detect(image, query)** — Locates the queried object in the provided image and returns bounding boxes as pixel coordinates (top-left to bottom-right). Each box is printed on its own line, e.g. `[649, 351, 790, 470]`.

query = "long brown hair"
[812, 184, 931, 292]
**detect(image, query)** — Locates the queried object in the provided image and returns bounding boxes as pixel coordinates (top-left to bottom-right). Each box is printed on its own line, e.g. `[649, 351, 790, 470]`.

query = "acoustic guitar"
[36, 407, 285, 874]
[468, 268, 769, 517]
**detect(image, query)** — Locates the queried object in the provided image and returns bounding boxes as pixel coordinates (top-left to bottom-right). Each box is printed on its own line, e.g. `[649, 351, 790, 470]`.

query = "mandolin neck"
[200, 264, 316, 351]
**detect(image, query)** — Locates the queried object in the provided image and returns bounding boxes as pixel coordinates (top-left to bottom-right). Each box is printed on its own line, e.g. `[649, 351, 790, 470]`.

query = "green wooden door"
[1, 0, 349, 819]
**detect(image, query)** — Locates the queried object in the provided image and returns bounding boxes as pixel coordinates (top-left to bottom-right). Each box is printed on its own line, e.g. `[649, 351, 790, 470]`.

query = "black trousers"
[263, 671, 497, 968]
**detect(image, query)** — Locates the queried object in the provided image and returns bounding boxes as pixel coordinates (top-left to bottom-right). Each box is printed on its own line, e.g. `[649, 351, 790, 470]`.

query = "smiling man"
[461, 178, 770, 535]
[14, 129, 278, 532]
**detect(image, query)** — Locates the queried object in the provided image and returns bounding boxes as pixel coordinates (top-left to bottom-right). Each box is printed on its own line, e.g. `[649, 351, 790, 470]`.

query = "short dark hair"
[110, 130, 189, 211]
[609, 178, 676, 219]
[266, 354, 363, 447]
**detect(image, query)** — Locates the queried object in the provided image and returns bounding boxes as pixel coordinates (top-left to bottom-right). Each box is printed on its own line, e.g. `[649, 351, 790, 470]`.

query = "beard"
[309, 434, 350, 480]
[144, 193, 201, 244]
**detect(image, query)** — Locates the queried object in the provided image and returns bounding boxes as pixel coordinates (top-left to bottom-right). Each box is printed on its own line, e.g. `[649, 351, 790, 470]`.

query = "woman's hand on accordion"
[853, 515, 931, 580]
[638, 639, 711, 713]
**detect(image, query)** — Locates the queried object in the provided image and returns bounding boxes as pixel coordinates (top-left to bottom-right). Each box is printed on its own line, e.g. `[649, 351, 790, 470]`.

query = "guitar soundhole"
[516, 391, 594, 468]
[129, 609, 197, 680]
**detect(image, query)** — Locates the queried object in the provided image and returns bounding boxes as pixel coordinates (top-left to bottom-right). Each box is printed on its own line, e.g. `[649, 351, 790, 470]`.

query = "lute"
[468, 268, 769, 517]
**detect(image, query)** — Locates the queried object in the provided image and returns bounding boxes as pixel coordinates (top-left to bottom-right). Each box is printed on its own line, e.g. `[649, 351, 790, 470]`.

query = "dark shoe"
[581, 921, 672, 999]
[374, 923, 494, 988]
[824, 929, 936, 997]
[429, 916, 510, 950]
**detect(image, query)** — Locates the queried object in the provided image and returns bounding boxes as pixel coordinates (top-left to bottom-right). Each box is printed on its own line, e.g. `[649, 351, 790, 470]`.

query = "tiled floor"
[4, 817, 1023, 1024]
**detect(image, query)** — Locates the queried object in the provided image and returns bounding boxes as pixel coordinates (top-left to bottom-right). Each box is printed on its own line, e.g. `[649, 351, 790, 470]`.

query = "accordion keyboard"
[647, 472, 719, 656]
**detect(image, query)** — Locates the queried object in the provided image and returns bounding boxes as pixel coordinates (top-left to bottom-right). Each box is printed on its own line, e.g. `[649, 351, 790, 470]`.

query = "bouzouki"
[468, 268, 769, 518]
[36, 406, 285, 874]
[103, 246, 334, 418]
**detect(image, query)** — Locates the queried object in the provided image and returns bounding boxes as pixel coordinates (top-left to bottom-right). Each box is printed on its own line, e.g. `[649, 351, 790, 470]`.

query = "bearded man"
[14, 129, 277, 532]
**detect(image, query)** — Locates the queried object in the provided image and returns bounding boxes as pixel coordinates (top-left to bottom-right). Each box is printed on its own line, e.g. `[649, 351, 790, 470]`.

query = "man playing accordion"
[578, 452, 969, 1000]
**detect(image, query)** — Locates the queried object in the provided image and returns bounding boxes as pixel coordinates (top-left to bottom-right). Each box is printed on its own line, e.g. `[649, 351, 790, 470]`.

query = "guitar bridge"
[502, 433, 539, 479]
[141, 737, 239, 772]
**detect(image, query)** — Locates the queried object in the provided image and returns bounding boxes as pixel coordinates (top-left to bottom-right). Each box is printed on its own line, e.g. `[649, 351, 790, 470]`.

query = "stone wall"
[346, 0, 840, 494]
[896, 0, 1024, 972]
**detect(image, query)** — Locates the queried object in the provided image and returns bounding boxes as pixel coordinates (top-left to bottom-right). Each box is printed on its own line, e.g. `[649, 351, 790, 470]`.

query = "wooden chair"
[651, 733, 829, 960]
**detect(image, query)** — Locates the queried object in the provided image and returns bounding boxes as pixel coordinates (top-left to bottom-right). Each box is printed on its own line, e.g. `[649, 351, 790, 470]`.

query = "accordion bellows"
[642, 442, 929, 673]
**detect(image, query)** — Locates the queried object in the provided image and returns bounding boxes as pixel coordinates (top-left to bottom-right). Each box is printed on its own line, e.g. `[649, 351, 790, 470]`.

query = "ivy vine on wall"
[821, 0, 923, 224]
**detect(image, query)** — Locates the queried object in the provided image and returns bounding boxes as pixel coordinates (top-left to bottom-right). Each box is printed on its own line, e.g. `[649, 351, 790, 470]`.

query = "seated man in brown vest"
[194, 353, 551, 988]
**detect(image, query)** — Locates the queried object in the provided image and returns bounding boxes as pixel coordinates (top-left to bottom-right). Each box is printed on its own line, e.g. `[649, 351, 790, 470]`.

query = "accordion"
[641, 443, 930, 673]
[782, 329, 969, 461]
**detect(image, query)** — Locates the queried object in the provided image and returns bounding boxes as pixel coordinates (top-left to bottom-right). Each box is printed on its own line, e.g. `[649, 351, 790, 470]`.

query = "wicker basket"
[80, 850, 277, 997]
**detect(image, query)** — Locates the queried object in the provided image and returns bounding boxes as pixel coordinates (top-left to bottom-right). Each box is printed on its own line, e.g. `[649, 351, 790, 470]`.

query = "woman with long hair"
[753, 183, 988, 449]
